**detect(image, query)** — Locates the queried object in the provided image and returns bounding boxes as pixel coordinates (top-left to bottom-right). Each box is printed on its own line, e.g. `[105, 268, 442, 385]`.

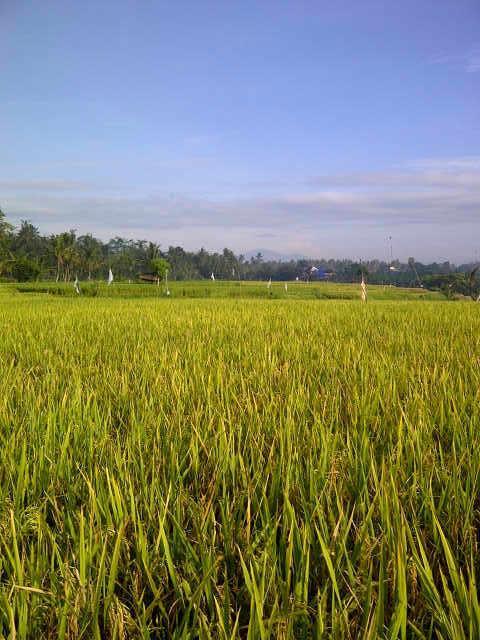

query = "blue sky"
[1, 0, 479, 261]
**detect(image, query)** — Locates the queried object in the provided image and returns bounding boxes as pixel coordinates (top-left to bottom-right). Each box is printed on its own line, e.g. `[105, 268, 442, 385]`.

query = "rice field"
[0, 288, 479, 638]
[12, 280, 442, 301]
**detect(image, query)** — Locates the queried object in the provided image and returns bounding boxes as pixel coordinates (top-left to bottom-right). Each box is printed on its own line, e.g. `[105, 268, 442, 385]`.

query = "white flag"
[74, 276, 80, 295]
[108, 268, 114, 285]
[210, 272, 215, 281]
[361, 275, 367, 302]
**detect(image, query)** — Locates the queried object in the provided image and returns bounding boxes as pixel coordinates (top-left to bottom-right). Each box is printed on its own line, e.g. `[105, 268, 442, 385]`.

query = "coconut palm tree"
[0, 209, 14, 277]
[52, 231, 77, 281]
[78, 234, 103, 280]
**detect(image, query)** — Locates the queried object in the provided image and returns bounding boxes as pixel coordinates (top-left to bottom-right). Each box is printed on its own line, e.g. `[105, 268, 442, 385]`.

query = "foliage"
[0, 208, 13, 238]
[150, 257, 170, 281]
[0, 291, 479, 637]
[423, 270, 480, 299]
[0, 209, 14, 276]
[10, 256, 41, 282]
[77, 234, 103, 280]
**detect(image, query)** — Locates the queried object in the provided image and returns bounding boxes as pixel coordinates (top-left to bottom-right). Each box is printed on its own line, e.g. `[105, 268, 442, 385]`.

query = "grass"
[0, 290, 478, 638]
[10, 279, 442, 301]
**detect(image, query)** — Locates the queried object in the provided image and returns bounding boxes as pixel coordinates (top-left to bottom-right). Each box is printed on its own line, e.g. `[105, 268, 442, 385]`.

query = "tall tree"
[52, 230, 77, 281]
[10, 220, 42, 256]
[78, 234, 103, 280]
[0, 208, 14, 277]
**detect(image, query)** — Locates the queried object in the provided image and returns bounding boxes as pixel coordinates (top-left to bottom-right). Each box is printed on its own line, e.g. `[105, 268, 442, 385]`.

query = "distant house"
[313, 268, 335, 280]
[139, 273, 158, 283]
[303, 266, 335, 281]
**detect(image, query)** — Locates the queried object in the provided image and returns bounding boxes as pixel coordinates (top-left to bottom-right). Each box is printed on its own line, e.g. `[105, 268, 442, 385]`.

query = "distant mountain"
[243, 248, 313, 262]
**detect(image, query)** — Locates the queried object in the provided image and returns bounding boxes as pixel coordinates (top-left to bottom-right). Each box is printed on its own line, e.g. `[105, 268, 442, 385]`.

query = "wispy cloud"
[466, 49, 480, 72]
[0, 179, 97, 192]
[2, 156, 480, 260]
[431, 45, 480, 73]
[407, 156, 480, 171]
[309, 157, 480, 191]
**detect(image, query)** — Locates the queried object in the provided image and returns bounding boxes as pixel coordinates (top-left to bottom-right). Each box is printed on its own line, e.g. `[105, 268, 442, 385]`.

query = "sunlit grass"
[10, 279, 442, 301]
[0, 293, 478, 638]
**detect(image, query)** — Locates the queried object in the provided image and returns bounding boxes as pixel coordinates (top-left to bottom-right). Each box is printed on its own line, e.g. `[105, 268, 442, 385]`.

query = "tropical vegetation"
[1, 209, 478, 295]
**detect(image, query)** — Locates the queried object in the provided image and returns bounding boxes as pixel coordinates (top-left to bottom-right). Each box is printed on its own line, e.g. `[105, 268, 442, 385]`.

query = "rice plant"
[0, 291, 478, 638]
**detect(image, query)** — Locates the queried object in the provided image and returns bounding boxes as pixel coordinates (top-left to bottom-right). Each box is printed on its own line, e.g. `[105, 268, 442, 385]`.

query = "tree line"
[0, 209, 477, 293]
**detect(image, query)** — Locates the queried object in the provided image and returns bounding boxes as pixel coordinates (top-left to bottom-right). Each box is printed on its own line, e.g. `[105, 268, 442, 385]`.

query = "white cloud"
[466, 50, 480, 73]
[0, 179, 96, 192]
[431, 46, 480, 73]
[408, 156, 480, 171]
[2, 156, 480, 261]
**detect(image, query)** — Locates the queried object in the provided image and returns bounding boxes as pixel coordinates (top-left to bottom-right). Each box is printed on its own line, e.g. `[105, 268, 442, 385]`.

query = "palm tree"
[63, 242, 80, 281]
[0, 209, 13, 277]
[52, 230, 77, 281]
[78, 234, 103, 279]
[52, 234, 66, 282]
[146, 242, 161, 264]
[468, 265, 479, 300]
